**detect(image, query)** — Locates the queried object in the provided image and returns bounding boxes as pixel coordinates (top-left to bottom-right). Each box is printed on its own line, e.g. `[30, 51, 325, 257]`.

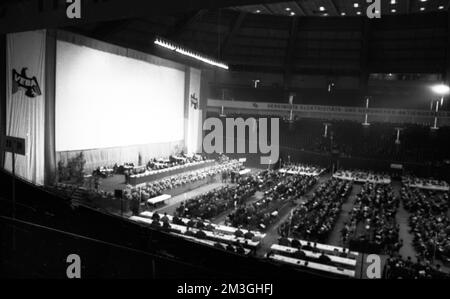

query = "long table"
[271, 244, 356, 267]
[269, 254, 355, 278]
[128, 160, 216, 185]
[139, 211, 266, 239]
[279, 168, 324, 177]
[147, 194, 171, 206]
[171, 233, 251, 255]
[239, 169, 251, 176]
[286, 238, 359, 258]
[404, 183, 449, 192]
[333, 173, 391, 185]
[130, 216, 260, 248]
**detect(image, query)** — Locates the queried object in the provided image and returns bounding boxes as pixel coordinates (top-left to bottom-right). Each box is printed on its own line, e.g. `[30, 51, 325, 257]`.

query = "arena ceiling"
[232, 0, 450, 17]
[2, 0, 450, 80]
[62, 6, 450, 80]
[1, 0, 450, 34]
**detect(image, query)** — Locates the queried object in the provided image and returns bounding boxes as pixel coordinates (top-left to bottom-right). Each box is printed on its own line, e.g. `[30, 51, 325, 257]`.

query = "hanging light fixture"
[154, 37, 229, 70]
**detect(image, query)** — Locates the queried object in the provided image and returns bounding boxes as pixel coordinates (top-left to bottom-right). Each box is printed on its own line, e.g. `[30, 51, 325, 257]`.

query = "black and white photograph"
[1, 0, 450, 285]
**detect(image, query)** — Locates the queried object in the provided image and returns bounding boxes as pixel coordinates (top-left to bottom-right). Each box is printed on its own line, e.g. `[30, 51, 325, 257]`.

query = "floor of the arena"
[94, 167, 450, 278]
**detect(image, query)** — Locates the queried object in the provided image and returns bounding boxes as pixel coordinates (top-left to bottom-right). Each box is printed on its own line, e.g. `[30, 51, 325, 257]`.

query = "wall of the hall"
[206, 70, 444, 110]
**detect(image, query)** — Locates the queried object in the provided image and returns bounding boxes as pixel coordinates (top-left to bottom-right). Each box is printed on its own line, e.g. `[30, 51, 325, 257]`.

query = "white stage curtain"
[4, 30, 46, 185]
[54, 32, 188, 171]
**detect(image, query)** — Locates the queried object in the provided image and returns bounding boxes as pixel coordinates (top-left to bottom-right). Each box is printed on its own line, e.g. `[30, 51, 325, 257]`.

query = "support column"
[0, 34, 6, 169]
[199, 69, 209, 152]
[44, 30, 57, 185]
[183, 66, 191, 153]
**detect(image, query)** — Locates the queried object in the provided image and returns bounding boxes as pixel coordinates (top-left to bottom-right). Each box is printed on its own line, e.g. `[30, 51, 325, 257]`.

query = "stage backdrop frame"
[54, 31, 202, 172]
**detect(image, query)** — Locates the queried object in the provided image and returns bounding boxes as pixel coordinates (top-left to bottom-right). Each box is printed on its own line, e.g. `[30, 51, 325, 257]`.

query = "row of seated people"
[228, 173, 318, 231]
[92, 153, 207, 178]
[333, 169, 391, 184]
[174, 176, 260, 220]
[146, 153, 201, 170]
[402, 175, 449, 191]
[125, 160, 242, 200]
[139, 213, 249, 255]
[267, 249, 336, 267]
[149, 212, 257, 240]
[278, 179, 352, 242]
[280, 162, 326, 176]
[401, 186, 450, 263]
[52, 183, 116, 202]
[271, 241, 353, 270]
[344, 183, 399, 254]
[267, 238, 356, 278]
[278, 238, 354, 259]
[385, 255, 450, 279]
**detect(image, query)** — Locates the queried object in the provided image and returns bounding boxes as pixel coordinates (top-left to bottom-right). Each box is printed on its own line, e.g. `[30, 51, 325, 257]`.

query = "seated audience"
[346, 183, 399, 254]
[401, 186, 450, 263]
[278, 179, 352, 243]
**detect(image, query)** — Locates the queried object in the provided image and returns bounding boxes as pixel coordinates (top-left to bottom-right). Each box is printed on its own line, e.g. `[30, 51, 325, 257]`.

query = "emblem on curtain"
[12, 68, 42, 98]
[190, 93, 199, 110]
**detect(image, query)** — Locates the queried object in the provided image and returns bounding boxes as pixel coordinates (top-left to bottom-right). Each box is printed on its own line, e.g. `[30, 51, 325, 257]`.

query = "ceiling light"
[154, 37, 228, 70]
[431, 84, 450, 95]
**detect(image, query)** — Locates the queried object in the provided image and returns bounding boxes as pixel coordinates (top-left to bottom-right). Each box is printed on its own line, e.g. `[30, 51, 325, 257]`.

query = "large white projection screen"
[55, 41, 185, 152]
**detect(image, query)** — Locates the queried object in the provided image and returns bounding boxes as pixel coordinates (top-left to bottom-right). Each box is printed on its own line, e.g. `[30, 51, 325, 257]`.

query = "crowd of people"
[174, 175, 260, 219]
[333, 169, 391, 184]
[278, 178, 352, 242]
[279, 162, 325, 176]
[385, 255, 450, 279]
[228, 173, 318, 231]
[402, 175, 450, 191]
[401, 186, 450, 263]
[145, 213, 250, 255]
[345, 183, 399, 253]
[92, 153, 206, 178]
[125, 160, 242, 200]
